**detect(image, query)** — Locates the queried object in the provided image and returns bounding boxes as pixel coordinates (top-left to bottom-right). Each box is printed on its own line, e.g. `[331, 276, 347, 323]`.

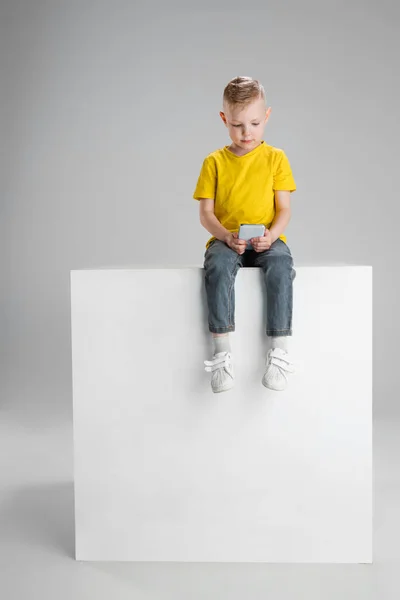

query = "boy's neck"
[228, 140, 263, 156]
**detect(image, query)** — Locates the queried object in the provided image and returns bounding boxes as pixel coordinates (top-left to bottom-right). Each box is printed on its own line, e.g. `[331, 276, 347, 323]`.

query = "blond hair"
[222, 76, 266, 112]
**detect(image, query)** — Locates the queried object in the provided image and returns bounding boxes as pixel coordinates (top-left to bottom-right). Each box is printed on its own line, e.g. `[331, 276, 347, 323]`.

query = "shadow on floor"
[0, 481, 75, 558]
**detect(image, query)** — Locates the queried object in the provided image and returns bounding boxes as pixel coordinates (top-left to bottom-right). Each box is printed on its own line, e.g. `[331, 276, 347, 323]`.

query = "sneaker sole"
[262, 378, 286, 391]
[212, 381, 235, 393]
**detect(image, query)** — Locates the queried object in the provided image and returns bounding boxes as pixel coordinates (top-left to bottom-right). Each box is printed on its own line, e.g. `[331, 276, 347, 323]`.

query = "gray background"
[1, 0, 399, 598]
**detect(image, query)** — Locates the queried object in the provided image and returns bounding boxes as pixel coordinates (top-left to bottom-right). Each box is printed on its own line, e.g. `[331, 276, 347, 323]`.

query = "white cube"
[71, 266, 372, 563]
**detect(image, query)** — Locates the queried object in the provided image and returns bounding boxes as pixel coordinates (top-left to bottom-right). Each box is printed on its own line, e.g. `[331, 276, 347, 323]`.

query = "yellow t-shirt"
[193, 140, 296, 249]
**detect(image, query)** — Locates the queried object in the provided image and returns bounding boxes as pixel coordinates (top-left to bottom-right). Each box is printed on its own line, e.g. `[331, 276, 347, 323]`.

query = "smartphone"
[238, 224, 266, 249]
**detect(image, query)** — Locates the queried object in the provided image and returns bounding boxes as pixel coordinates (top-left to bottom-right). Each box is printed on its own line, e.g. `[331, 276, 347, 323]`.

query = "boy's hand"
[225, 232, 247, 255]
[251, 229, 273, 252]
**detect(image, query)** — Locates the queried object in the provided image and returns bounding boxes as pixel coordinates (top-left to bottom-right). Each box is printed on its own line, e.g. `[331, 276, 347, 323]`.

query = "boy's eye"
[233, 123, 259, 127]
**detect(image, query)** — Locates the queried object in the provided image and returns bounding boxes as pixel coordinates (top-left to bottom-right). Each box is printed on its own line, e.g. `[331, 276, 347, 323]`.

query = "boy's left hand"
[251, 229, 273, 252]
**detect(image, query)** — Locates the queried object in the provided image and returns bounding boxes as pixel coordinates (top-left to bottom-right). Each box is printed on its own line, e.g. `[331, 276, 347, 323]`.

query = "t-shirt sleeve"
[273, 150, 296, 192]
[193, 156, 217, 200]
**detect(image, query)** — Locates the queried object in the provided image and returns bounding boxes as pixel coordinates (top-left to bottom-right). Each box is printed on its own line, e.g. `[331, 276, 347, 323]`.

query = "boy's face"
[219, 98, 271, 151]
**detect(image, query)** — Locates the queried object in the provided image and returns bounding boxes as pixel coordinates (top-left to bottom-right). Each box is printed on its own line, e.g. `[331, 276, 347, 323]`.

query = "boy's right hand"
[225, 232, 247, 255]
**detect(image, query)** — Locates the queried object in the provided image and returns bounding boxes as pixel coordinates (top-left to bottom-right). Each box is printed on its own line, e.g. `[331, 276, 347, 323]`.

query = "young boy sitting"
[193, 75, 297, 393]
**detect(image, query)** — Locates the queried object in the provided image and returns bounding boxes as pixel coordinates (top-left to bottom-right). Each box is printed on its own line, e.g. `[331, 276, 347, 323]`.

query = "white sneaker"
[262, 347, 295, 391]
[204, 351, 235, 393]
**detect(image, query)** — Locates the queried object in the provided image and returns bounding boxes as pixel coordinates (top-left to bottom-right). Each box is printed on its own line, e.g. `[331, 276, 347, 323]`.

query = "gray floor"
[1, 410, 399, 599]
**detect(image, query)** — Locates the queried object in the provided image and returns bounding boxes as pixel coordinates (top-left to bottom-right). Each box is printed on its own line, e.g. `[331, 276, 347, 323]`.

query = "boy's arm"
[269, 190, 292, 244]
[199, 198, 232, 244]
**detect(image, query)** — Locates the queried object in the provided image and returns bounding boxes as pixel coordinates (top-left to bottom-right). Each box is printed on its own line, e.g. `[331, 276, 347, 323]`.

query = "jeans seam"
[267, 329, 292, 335]
[227, 255, 240, 329]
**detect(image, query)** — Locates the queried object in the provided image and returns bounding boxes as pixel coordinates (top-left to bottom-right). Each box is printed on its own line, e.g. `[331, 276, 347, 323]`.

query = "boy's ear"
[219, 111, 227, 125]
[265, 107, 272, 121]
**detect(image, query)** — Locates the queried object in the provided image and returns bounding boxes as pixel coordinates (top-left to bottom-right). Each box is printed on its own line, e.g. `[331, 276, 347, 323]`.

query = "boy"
[193, 76, 297, 393]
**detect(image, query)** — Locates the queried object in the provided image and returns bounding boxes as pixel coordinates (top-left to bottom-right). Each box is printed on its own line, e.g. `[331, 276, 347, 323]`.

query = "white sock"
[213, 334, 231, 355]
[269, 335, 288, 352]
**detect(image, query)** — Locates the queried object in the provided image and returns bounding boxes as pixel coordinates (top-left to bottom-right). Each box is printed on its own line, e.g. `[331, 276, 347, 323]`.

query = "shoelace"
[204, 352, 233, 374]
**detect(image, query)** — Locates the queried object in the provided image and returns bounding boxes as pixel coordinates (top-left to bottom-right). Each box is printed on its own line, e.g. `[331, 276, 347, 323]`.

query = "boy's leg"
[251, 238, 296, 337]
[212, 332, 231, 354]
[203, 239, 244, 334]
[203, 239, 244, 393]
[250, 238, 296, 391]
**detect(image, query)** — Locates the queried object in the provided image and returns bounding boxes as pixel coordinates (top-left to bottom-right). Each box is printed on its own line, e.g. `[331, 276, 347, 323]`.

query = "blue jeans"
[203, 238, 296, 335]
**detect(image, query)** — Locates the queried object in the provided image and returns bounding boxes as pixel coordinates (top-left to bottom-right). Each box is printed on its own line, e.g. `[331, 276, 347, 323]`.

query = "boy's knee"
[205, 246, 238, 272]
[265, 254, 293, 276]
[206, 258, 234, 278]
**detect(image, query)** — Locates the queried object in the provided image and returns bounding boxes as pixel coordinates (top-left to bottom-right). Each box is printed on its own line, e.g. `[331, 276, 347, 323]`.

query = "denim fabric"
[203, 238, 296, 335]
